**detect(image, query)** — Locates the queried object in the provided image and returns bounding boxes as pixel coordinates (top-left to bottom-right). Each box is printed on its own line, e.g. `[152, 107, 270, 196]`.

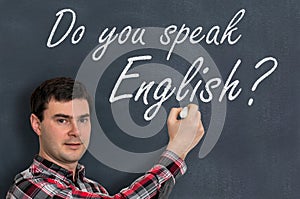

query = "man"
[7, 77, 204, 198]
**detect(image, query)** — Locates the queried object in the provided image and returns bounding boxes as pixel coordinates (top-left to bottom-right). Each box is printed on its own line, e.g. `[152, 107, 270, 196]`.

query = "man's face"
[35, 98, 91, 166]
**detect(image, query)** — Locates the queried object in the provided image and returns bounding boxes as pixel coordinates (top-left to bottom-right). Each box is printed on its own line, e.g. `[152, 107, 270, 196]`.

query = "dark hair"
[30, 77, 92, 121]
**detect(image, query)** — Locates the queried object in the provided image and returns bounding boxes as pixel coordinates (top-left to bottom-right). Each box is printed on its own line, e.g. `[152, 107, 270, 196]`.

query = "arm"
[110, 104, 204, 198]
[121, 104, 204, 198]
[117, 150, 186, 198]
[156, 104, 205, 198]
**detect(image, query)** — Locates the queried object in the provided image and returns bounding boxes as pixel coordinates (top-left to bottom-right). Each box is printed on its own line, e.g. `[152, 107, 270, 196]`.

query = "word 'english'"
[109, 55, 242, 121]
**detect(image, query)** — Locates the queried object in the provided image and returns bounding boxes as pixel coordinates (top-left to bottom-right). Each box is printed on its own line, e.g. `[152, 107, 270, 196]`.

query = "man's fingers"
[187, 104, 199, 118]
[166, 105, 205, 159]
[167, 107, 182, 124]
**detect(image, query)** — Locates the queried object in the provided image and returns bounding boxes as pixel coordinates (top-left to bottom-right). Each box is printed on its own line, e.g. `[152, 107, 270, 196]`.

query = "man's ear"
[30, 113, 42, 136]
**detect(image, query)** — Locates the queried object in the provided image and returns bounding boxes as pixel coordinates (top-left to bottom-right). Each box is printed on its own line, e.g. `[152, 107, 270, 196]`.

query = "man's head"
[30, 77, 92, 170]
[30, 77, 92, 122]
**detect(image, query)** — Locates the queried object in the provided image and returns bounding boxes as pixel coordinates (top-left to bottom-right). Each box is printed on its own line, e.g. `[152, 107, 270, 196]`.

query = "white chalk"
[179, 106, 188, 119]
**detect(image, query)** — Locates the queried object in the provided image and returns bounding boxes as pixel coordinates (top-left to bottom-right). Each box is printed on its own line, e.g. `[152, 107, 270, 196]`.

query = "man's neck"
[38, 152, 78, 181]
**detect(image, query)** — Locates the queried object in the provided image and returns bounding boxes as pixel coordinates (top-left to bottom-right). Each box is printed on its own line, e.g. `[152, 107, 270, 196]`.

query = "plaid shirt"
[7, 150, 186, 199]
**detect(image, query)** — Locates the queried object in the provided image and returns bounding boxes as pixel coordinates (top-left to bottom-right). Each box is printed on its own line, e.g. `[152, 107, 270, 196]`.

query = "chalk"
[179, 106, 188, 119]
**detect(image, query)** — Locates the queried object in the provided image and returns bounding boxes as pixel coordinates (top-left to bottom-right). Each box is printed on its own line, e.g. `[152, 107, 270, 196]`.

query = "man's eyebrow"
[79, 114, 90, 118]
[52, 113, 90, 119]
[53, 114, 72, 119]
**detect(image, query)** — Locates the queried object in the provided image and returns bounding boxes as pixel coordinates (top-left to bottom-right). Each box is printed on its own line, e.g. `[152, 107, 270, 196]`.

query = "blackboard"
[1, 1, 299, 198]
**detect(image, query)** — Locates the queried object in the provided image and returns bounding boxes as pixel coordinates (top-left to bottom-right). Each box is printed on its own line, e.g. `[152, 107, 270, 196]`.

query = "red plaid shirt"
[7, 150, 186, 198]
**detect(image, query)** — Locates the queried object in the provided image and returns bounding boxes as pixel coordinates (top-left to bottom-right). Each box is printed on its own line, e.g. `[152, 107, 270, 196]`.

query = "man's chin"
[62, 152, 85, 163]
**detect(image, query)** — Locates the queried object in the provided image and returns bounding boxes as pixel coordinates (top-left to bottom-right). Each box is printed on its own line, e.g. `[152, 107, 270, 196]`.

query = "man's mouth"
[64, 143, 82, 149]
[65, 143, 81, 145]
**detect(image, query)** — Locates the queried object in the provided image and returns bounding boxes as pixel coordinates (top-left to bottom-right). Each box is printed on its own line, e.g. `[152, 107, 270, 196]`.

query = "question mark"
[248, 56, 278, 106]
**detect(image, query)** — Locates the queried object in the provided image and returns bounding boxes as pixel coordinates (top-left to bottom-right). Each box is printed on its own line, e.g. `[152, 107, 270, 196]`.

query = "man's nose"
[68, 121, 80, 137]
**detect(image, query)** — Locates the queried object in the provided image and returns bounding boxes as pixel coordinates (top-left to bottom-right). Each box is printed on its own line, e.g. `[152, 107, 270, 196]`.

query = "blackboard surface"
[1, 1, 299, 198]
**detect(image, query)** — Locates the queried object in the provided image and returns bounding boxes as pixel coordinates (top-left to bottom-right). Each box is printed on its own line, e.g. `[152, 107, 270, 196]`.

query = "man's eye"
[79, 118, 89, 123]
[57, 119, 68, 124]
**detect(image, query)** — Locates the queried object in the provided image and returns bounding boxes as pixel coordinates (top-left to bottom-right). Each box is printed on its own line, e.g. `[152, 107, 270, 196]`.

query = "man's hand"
[166, 104, 205, 160]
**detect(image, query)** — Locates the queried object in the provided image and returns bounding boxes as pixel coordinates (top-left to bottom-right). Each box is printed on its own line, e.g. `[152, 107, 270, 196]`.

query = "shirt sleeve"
[117, 150, 187, 198]
[156, 150, 187, 199]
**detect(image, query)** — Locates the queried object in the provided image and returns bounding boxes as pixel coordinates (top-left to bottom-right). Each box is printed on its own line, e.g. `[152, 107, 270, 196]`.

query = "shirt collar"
[32, 155, 85, 182]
